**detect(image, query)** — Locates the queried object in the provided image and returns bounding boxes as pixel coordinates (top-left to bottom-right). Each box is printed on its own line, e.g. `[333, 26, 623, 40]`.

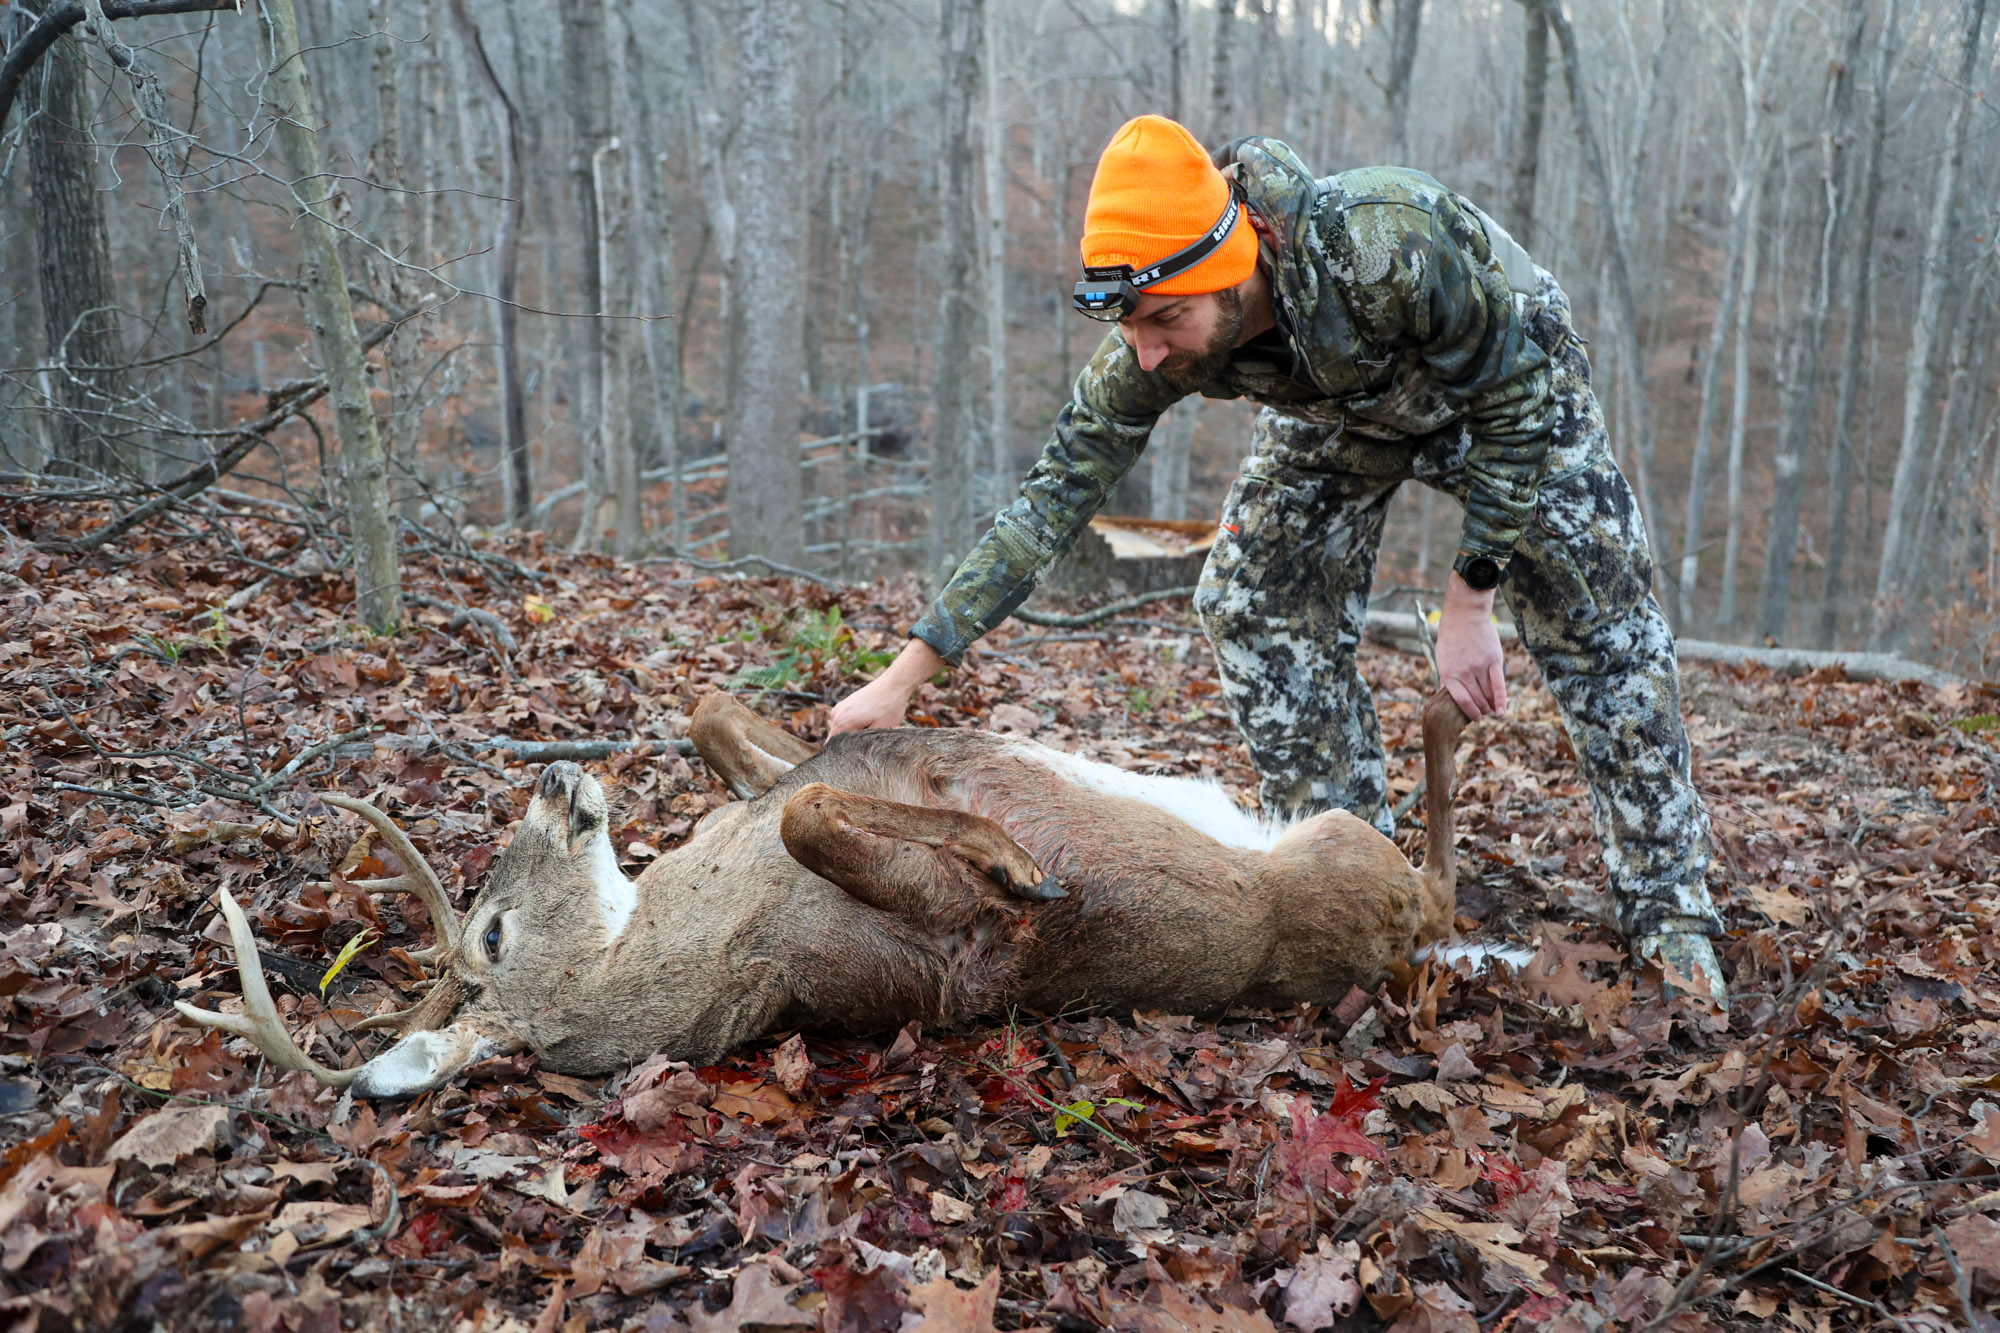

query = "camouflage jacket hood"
[911, 137, 1563, 665]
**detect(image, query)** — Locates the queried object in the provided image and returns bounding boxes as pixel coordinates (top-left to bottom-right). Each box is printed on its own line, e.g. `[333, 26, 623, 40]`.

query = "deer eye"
[483, 920, 502, 960]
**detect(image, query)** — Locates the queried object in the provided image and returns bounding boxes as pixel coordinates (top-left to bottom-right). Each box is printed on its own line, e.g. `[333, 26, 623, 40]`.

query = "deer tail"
[1419, 690, 1472, 938]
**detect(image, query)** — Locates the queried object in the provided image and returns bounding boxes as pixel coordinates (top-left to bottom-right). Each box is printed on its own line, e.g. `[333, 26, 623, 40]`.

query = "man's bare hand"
[1435, 572, 1508, 721]
[828, 638, 947, 735]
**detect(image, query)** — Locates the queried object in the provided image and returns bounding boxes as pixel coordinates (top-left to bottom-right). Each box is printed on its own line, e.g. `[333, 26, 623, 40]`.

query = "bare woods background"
[4, 0, 1997, 676]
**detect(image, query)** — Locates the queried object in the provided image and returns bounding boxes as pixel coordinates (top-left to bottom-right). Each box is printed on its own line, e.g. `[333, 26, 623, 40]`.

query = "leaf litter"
[3, 499, 1999, 1330]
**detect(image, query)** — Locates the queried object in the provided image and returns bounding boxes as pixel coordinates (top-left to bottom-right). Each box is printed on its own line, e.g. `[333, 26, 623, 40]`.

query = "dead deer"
[176, 692, 1477, 1096]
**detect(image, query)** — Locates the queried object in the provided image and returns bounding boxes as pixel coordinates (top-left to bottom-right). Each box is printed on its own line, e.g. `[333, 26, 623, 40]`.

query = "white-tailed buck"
[177, 693, 1475, 1096]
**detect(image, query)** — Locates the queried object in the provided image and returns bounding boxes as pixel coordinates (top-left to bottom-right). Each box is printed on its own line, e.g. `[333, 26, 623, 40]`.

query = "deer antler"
[174, 886, 360, 1086]
[319, 792, 461, 963]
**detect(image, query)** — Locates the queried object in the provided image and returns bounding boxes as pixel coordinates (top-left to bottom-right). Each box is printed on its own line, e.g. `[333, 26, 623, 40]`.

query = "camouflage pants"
[1193, 318, 1720, 938]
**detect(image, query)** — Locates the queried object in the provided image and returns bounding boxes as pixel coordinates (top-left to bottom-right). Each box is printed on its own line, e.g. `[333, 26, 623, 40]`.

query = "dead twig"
[1011, 586, 1198, 629]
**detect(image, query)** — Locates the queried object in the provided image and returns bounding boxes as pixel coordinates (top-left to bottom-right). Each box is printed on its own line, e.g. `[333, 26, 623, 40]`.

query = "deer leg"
[780, 782, 1066, 927]
[689, 694, 820, 799]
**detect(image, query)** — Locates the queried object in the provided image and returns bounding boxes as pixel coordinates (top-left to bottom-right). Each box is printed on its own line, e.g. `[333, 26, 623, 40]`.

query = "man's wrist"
[1444, 570, 1498, 611]
[887, 638, 946, 686]
[1451, 549, 1508, 593]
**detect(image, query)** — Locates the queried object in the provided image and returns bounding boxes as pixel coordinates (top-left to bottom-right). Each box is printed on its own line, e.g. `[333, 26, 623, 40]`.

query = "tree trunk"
[724, 0, 807, 568]
[1755, 0, 1863, 644]
[1208, 0, 1235, 140]
[564, 0, 616, 548]
[446, 0, 529, 526]
[624, 11, 682, 554]
[1717, 166, 1762, 631]
[1872, 0, 1990, 648]
[1819, 0, 1900, 647]
[1508, 0, 1546, 249]
[260, 0, 402, 633]
[1912, 253, 1996, 573]
[1547, 3, 1663, 585]
[1152, 402, 1197, 520]
[1673, 5, 1779, 629]
[983, 0, 1009, 505]
[26, 27, 128, 478]
[588, 134, 641, 556]
[930, 0, 983, 577]
[1383, 0, 1425, 163]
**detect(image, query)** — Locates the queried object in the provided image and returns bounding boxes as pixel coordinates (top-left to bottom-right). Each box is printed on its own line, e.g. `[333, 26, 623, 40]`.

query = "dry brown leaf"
[686, 1261, 814, 1332]
[773, 1033, 813, 1098]
[905, 1271, 1001, 1333]
[104, 1103, 232, 1168]
[1282, 1242, 1361, 1330]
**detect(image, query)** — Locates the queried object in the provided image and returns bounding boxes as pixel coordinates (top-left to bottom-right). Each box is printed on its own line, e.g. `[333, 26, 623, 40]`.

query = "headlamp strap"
[1085, 187, 1242, 293]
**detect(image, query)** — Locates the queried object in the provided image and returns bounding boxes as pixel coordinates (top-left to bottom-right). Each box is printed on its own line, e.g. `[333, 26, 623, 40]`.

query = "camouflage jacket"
[911, 138, 1559, 665]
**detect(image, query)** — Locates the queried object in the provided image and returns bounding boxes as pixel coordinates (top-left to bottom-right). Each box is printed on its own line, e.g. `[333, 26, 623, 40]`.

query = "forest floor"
[4, 499, 1999, 1333]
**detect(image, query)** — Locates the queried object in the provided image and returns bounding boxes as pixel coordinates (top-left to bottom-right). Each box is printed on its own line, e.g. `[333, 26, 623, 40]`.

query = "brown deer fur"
[178, 693, 1471, 1097]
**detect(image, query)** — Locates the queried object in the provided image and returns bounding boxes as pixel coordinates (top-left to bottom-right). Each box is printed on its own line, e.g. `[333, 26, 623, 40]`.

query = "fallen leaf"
[688, 1260, 815, 1332]
[774, 1034, 813, 1098]
[1283, 1242, 1361, 1330]
[105, 1103, 232, 1168]
[906, 1271, 1001, 1333]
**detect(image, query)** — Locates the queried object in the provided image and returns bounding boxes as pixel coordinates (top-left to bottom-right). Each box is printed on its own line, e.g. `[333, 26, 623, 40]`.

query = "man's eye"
[484, 921, 502, 958]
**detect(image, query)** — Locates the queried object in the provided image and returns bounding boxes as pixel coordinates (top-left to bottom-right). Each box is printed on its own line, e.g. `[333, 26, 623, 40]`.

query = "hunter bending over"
[832, 115, 1727, 1004]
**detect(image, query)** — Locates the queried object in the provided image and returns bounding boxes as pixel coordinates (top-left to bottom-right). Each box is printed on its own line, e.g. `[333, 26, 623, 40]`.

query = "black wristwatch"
[1452, 551, 1509, 592]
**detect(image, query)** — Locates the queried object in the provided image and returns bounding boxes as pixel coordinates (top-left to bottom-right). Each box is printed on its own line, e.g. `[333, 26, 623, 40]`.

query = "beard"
[1158, 285, 1246, 392]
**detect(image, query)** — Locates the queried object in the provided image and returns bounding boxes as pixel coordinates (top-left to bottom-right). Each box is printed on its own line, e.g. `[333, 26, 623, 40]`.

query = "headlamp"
[1071, 187, 1242, 322]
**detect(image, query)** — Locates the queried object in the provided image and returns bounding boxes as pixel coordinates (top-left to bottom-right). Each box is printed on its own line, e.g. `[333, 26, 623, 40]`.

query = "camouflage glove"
[1632, 917, 1729, 1009]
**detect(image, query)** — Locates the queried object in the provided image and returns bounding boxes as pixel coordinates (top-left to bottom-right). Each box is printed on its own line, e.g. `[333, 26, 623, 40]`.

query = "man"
[830, 115, 1726, 1000]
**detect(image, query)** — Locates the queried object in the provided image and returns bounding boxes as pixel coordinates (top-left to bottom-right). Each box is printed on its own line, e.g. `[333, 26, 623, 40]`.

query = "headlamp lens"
[1071, 277, 1138, 322]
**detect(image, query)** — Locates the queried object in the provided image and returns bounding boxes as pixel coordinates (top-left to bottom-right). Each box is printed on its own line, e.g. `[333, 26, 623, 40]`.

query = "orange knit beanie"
[1081, 115, 1257, 297]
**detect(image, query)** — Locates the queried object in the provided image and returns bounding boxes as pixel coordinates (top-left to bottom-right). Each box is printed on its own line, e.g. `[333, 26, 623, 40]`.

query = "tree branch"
[0, 0, 238, 136]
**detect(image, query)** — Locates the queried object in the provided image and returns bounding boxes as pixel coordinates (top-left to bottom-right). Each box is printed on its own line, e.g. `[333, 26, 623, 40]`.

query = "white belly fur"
[1018, 744, 1291, 851]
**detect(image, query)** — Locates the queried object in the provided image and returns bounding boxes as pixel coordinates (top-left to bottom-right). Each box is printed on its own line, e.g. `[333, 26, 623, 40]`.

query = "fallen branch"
[642, 549, 841, 589]
[1670, 637, 1964, 689]
[1012, 585, 1199, 629]
[407, 594, 521, 655]
[1360, 612, 1966, 689]
[374, 734, 696, 762]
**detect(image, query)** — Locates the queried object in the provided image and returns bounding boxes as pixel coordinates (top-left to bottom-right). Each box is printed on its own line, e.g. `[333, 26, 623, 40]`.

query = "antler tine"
[319, 792, 462, 955]
[173, 886, 359, 1087]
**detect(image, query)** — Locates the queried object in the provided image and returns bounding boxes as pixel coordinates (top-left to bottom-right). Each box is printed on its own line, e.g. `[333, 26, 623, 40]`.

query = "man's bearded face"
[1120, 285, 1246, 392]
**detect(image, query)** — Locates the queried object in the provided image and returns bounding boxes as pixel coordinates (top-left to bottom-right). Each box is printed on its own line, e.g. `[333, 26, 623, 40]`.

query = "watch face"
[1461, 556, 1500, 590]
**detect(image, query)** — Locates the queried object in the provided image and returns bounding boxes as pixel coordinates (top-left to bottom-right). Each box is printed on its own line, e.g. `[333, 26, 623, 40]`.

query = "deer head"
[175, 761, 640, 1097]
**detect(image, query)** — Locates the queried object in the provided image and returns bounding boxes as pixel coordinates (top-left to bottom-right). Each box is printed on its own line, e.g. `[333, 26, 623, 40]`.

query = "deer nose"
[538, 761, 582, 802]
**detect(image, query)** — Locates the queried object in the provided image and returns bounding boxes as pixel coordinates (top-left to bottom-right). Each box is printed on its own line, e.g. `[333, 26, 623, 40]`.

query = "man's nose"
[1122, 324, 1169, 372]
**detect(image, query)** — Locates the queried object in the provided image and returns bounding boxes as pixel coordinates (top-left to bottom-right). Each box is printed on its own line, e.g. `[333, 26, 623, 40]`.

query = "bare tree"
[930, 0, 983, 575]
[1381, 0, 1426, 163]
[1754, 0, 1863, 642]
[446, 0, 530, 526]
[1547, 2, 1664, 567]
[24, 25, 129, 477]
[725, 0, 807, 567]
[1819, 0, 1902, 647]
[1872, 0, 1991, 648]
[1716, 162, 1762, 630]
[260, 0, 401, 632]
[1509, 0, 1548, 249]
[1674, 1, 1786, 630]
[983, 0, 1010, 501]
[560, 0, 619, 551]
